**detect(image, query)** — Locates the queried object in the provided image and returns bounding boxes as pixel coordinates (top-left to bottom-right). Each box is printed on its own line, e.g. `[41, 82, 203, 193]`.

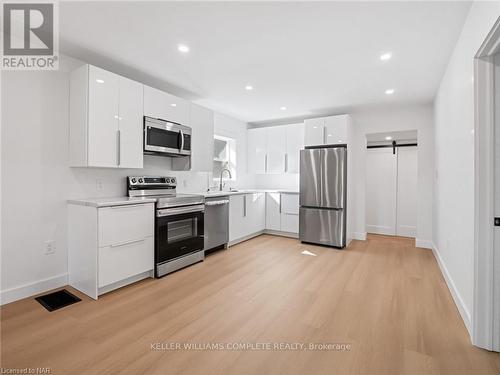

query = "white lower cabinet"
[229, 193, 265, 243]
[265, 193, 281, 231]
[265, 192, 300, 236]
[68, 203, 154, 299]
[99, 237, 154, 287]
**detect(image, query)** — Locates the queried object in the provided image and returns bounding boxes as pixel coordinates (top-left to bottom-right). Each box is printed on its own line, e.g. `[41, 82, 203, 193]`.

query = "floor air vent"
[35, 289, 81, 312]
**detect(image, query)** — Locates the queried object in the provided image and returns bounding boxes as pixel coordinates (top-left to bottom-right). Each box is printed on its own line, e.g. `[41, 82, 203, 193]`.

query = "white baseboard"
[353, 232, 367, 241]
[415, 239, 433, 249]
[264, 229, 299, 239]
[431, 243, 472, 336]
[0, 273, 68, 306]
[228, 230, 265, 247]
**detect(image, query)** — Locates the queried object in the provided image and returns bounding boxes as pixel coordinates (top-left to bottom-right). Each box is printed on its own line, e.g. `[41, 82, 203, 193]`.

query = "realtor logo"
[2, 2, 59, 70]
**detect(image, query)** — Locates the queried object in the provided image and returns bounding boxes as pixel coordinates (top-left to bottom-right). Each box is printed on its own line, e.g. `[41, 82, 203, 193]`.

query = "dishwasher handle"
[205, 199, 230, 206]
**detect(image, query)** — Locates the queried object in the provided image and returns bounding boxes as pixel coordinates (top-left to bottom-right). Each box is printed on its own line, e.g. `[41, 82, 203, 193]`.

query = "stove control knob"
[131, 178, 137, 184]
[171, 178, 176, 184]
[138, 178, 143, 183]
[166, 178, 171, 183]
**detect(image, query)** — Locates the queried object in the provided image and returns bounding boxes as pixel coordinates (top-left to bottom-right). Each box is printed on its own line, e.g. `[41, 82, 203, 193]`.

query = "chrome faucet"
[219, 168, 232, 191]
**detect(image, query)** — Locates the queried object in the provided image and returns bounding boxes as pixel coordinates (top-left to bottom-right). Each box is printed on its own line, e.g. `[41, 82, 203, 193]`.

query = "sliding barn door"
[396, 147, 417, 237]
[366, 148, 398, 235]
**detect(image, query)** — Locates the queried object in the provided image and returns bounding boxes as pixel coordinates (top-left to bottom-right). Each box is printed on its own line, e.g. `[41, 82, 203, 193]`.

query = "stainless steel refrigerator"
[299, 146, 347, 248]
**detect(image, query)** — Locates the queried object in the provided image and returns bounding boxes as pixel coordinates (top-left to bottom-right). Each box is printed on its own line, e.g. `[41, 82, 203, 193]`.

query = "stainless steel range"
[128, 176, 205, 277]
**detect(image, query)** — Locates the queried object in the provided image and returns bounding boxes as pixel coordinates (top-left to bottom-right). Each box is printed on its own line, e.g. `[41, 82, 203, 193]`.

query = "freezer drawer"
[299, 207, 345, 248]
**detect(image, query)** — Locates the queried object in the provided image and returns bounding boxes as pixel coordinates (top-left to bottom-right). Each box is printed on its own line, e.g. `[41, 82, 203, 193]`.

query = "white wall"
[433, 1, 500, 335]
[0, 56, 250, 304]
[350, 104, 434, 244]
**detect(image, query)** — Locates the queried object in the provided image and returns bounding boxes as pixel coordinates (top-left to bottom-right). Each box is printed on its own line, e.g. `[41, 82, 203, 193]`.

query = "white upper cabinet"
[70, 64, 144, 168]
[117, 76, 144, 168]
[190, 103, 214, 172]
[304, 118, 325, 146]
[87, 66, 120, 167]
[266, 126, 286, 174]
[304, 115, 350, 146]
[285, 123, 304, 173]
[248, 128, 267, 174]
[143, 85, 189, 125]
[174, 103, 214, 172]
[325, 115, 349, 145]
[248, 123, 304, 175]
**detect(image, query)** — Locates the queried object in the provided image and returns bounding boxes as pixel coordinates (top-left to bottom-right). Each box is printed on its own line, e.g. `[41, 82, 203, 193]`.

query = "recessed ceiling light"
[380, 52, 392, 61]
[280, 106, 287, 111]
[245, 85, 253, 91]
[170, 103, 177, 107]
[385, 88, 395, 95]
[177, 44, 189, 53]
[385, 136, 393, 140]
[96, 79, 104, 84]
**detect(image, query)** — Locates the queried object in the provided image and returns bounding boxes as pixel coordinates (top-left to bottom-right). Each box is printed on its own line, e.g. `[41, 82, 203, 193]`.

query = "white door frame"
[473, 16, 500, 351]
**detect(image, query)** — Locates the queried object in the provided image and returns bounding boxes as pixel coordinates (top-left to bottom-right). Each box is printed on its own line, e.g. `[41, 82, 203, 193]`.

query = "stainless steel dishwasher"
[204, 196, 229, 252]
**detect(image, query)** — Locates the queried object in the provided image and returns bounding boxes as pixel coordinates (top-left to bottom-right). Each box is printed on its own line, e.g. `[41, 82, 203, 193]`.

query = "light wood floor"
[1, 234, 499, 375]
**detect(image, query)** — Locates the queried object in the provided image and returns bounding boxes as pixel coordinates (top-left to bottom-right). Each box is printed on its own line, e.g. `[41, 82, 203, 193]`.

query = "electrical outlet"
[44, 240, 56, 255]
[96, 179, 103, 191]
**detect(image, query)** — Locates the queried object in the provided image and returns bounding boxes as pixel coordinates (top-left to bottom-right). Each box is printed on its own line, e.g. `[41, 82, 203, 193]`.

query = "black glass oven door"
[155, 210, 204, 265]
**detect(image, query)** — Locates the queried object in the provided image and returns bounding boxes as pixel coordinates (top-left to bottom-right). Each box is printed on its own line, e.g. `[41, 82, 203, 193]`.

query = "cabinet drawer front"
[98, 204, 154, 247]
[281, 193, 299, 215]
[98, 236, 154, 287]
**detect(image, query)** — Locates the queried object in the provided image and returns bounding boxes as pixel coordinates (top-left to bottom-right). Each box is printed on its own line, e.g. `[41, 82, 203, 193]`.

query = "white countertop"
[68, 189, 299, 207]
[67, 196, 157, 208]
[201, 189, 299, 198]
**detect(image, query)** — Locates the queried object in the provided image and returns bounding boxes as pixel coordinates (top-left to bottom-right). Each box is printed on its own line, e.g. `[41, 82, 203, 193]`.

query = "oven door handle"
[157, 204, 205, 217]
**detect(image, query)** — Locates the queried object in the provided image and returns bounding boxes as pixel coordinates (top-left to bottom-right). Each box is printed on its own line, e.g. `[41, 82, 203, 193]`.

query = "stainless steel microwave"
[144, 116, 191, 157]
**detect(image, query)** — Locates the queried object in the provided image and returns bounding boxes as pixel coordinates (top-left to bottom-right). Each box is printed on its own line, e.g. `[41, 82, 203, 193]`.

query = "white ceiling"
[59, 1, 471, 124]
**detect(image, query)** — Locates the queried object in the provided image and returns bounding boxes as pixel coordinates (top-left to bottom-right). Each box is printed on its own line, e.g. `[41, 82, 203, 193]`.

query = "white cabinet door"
[285, 123, 304, 173]
[248, 128, 267, 174]
[396, 147, 417, 237]
[98, 204, 154, 247]
[247, 193, 266, 233]
[280, 193, 299, 234]
[325, 115, 348, 145]
[88, 65, 120, 167]
[304, 118, 325, 146]
[190, 103, 214, 172]
[229, 195, 245, 242]
[163, 91, 189, 125]
[281, 213, 299, 234]
[98, 236, 154, 288]
[266, 127, 286, 174]
[118, 77, 143, 168]
[143, 85, 168, 120]
[281, 193, 299, 215]
[366, 148, 398, 235]
[143, 85, 189, 125]
[266, 193, 281, 231]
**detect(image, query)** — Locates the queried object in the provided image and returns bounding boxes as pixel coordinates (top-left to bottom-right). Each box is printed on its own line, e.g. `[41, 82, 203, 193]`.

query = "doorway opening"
[365, 130, 418, 238]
